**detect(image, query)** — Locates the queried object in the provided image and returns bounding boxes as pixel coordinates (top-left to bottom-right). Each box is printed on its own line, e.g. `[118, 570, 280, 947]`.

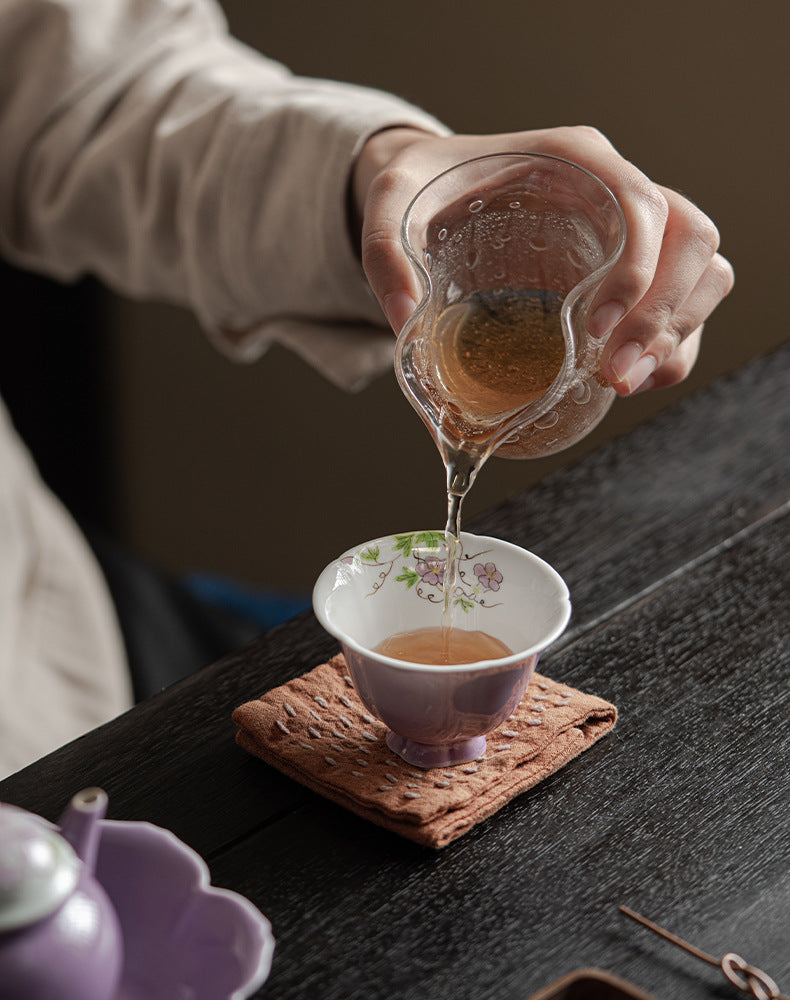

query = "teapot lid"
[0, 803, 80, 931]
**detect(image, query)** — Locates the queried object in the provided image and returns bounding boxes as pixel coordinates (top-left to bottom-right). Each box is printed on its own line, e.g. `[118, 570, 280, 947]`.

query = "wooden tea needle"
[618, 904, 789, 1000]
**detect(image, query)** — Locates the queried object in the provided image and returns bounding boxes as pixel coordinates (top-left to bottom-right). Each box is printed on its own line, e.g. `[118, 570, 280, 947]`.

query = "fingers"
[598, 187, 728, 391]
[529, 127, 672, 340]
[597, 184, 734, 393]
[518, 130, 735, 395]
[355, 125, 735, 395]
[630, 327, 702, 394]
[608, 251, 734, 393]
[585, 179, 668, 340]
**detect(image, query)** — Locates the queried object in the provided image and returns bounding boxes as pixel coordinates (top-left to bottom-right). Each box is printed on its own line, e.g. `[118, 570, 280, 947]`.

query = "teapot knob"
[0, 803, 80, 932]
[0, 791, 123, 1000]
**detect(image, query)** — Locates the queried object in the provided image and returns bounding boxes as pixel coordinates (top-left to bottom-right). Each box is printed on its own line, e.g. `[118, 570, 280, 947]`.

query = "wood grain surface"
[2, 344, 788, 1000]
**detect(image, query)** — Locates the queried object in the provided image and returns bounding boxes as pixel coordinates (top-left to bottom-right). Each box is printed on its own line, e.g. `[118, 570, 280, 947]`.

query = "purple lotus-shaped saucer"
[93, 819, 274, 1000]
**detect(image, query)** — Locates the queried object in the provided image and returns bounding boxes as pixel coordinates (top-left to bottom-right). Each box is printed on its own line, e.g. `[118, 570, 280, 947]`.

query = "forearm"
[0, 0, 447, 357]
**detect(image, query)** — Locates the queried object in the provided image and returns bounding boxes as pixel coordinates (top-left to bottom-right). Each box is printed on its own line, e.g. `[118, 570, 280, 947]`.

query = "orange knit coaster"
[232, 654, 617, 849]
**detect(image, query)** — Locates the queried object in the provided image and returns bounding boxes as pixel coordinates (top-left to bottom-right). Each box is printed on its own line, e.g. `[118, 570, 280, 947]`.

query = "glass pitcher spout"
[394, 152, 626, 464]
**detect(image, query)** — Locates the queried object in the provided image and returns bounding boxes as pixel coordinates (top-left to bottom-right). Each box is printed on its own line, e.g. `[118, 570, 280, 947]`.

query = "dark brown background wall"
[107, 0, 788, 594]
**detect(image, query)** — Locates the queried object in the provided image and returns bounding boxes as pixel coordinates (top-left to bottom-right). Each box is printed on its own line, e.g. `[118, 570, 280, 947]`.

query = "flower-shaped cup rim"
[313, 530, 571, 674]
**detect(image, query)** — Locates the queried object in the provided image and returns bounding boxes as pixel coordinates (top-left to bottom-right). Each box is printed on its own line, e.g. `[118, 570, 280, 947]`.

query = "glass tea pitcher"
[394, 152, 626, 498]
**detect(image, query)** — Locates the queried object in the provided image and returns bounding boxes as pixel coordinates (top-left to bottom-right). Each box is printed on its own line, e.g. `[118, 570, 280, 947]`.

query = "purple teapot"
[0, 787, 123, 1000]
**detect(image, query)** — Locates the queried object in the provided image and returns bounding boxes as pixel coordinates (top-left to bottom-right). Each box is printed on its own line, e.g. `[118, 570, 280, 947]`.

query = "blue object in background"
[184, 572, 311, 631]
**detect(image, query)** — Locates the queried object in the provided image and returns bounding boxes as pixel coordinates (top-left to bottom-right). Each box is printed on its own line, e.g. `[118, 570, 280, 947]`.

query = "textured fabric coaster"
[233, 654, 617, 849]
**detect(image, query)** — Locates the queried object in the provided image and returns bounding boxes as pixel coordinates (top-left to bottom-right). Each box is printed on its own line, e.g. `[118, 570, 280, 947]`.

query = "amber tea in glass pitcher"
[394, 152, 626, 626]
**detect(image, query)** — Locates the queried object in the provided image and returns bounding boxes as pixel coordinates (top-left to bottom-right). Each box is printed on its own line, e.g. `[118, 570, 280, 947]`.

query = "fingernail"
[383, 291, 416, 332]
[609, 341, 644, 381]
[609, 342, 658, 392]
[589, 301, 626, 339]
[632, 374, 657, 394]
[625, 355, 658, 392]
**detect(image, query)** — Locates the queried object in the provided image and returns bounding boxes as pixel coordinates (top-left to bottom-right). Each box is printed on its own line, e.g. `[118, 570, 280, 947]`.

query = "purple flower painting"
[416, 556, 445, 587]
[349, 533, 505, 611]
[474, 561, 503, 591]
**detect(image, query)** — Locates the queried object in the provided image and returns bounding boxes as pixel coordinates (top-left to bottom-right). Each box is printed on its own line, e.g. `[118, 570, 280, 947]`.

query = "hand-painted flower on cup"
[474, 561, 503, 591]
[313, 531, 571, 768]
[416, 556, 445, 587]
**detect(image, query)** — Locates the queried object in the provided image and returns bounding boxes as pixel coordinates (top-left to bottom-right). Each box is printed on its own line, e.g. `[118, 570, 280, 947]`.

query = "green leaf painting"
[360, 545, 380, 563]
[393, 534, 414, 558]
[393, 531, 443, 559]
[395, 568, 420, 589]
[415, 531, 444, 549]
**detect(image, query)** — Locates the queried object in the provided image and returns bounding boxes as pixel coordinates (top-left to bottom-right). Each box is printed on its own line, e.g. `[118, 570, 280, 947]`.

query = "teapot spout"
[58, 787, 108, 874]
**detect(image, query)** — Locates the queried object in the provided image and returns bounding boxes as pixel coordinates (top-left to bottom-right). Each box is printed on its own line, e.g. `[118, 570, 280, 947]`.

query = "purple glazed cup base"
[386, 731, 486, 769]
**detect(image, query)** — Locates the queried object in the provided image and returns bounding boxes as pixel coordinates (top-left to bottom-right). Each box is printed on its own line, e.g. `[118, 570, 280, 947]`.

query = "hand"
[353, 126, 734, 396]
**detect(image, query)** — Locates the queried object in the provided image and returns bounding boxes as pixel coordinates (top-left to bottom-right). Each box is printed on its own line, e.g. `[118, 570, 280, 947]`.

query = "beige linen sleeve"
[0, 0, 449, 389]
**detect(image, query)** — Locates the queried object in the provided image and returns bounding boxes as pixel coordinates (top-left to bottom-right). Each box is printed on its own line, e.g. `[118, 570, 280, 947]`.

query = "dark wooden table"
[2, 345, 789, 1000]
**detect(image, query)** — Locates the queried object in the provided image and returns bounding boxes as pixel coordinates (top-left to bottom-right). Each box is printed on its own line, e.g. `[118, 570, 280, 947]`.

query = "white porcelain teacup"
[313, 531, 571, 768]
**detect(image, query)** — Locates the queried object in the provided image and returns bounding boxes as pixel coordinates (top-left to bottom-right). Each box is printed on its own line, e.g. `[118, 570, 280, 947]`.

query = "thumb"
[381, 289, 419, 333]
[361, 194, 423, 334]
[354, 130, 441, 334]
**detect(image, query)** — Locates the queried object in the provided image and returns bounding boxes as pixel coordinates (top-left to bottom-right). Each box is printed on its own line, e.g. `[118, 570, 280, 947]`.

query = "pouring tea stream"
[393, 152, 626, 632]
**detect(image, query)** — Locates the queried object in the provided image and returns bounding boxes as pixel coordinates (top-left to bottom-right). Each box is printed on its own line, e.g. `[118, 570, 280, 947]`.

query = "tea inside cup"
[313, 531, 571, 767]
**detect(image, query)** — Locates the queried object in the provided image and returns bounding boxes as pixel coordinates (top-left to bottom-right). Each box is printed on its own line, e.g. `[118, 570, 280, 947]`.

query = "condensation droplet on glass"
[469, 199, 484, 213]
[566, 248, 584, 269]
[465, 250, 479, 270]
[509, 201, 521, 209]
[424, 250, 432, 271]
[494, 270, 505, 280]
[438, 227, 448, 241]
[529, 236, 548, 252]
[534, 410, 559, 430]
[491, 238, 505, 250]
[570, 378, 592, 404]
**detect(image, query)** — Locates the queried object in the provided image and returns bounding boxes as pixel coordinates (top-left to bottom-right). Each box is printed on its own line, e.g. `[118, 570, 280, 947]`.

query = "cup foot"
[385, 731, 486, 769]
